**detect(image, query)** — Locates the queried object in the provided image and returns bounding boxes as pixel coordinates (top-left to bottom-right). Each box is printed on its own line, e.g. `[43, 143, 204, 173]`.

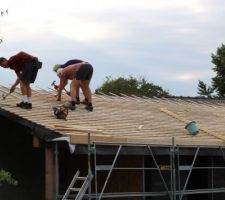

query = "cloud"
[1, 0, 225, 96]
[176, 71, 212, 81]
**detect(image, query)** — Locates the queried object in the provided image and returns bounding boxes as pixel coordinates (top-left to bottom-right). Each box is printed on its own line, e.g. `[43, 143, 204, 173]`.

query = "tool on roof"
[185, 121, 199, 135]
[160, 108, 199, 135]
[51, 81, 71, 96]
[52, 106, 69, 120]
[51, 80, 58, 90]
[2, 92, 12, 100]
[160, 107, 225, 141]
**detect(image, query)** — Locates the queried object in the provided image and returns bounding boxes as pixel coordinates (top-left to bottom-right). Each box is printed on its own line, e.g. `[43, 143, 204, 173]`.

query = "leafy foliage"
[0, 169, 18, 186]
[197, 80, 214, 98]
[197, 43, 225, 97]
[95, 76, 170, 97]
[211, 44, 225, 97]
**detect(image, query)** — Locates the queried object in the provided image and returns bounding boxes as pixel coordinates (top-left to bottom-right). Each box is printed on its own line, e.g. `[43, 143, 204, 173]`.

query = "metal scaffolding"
[84, 139, 225, 200]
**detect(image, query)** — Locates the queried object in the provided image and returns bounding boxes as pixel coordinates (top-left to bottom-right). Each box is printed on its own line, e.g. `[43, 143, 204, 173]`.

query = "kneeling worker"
[56, 62, 93, 111]
[53, 59, 84, 103]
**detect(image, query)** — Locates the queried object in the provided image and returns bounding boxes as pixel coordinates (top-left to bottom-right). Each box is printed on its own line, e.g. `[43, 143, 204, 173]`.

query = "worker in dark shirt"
[56, 62, 94, 111]
[53, 59, 85, 104]
[53, 59, 83, 71]
[0, 51, 42, 109]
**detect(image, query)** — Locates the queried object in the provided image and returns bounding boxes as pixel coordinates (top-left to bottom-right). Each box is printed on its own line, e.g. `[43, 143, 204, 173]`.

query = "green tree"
[197, 80, 214, 98]
[95, 76, 170, 97]
[0, 169, 18, 186]
[198, 43, 225, 97]
[211, 43, 225, 97]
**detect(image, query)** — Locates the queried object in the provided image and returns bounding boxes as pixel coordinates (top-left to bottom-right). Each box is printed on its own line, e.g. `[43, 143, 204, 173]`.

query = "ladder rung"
[96, 165, 112, 171]
[62, 170, 91, 200]
[70, 187, 80, 192]
[76, 177, 86, 180]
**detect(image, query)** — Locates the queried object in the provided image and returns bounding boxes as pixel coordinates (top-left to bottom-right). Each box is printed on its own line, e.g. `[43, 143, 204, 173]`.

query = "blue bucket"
[185, 121, 199, 135]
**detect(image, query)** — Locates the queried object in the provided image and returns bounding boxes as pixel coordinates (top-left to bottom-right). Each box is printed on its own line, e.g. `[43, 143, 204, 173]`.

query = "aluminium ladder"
[62, 170, 93, 200]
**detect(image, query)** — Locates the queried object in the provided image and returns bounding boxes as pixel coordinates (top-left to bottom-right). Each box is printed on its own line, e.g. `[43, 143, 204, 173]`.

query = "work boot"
[24, 103, 32, 109]
[16, 101, 25, 108]
[63, 101, 76, 111]
[81, 98, 88, 105]
[75, 97, 80, 104]
[85, 103, 93, 112]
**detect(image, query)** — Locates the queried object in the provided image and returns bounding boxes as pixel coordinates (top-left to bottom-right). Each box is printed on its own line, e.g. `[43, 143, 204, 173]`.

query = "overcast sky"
[0, 0, 224, 96]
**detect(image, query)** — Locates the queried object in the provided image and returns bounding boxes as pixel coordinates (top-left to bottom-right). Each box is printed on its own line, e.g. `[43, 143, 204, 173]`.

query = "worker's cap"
[53, 64, 61, 72]
[0, 57, 6, 64]
[56, 68, 63, 77]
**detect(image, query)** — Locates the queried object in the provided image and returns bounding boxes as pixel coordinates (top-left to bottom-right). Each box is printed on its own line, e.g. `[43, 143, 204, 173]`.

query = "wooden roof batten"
[1, 84, 225, 147]
[160, 108, 225, 142]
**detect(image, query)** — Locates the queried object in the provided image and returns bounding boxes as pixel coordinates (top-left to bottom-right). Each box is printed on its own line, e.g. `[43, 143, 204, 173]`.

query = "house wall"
[0, 116, 45, 200]
[1, 114, 225, 200]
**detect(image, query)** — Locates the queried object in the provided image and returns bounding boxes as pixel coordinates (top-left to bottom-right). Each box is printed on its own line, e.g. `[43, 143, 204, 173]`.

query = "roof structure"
[1, 85, 225, 147]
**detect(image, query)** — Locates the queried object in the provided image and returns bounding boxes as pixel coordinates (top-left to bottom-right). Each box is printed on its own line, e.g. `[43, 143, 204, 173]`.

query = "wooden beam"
[70, 134, 127, 144]
[200, 127, 225, 142]
[160, 107, 189, 123]
[33, 136, 40, 148]
[160, 107, 225, 143]
[45, 145, 56, 200]
[53, 124, 104, 134]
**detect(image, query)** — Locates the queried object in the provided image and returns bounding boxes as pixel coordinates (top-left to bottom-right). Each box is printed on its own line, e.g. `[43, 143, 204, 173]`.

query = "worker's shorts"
[20, 60, 42, 83]
[74, 63, 93, 81]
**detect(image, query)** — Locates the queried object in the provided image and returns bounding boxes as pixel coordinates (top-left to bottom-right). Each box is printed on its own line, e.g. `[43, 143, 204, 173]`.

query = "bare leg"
[81, 80, 92, 102]
[70, 81, 76, 101]
[80, 80, 93, 111]
[70, 79, 80, 101]
[26, 83, 32, 98]
[76, 83, 80, 98]
[20, 81, 28, 96]
[79, 82, 87, 100]
[17, 81, 32, 109]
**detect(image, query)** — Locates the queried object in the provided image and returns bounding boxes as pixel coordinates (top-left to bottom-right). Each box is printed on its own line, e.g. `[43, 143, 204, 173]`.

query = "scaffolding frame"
[84, 138, 225, 200]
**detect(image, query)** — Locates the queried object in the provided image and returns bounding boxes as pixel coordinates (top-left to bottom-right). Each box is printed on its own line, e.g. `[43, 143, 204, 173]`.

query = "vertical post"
[211, 156, 214, 200]
[142, 155, 146, 200]
[55, 143, 59, 199]
[88, 132, 92, 200]
[170, 146, 173, 198]
[177, 147, 181, 193]
[33, 136, 40, 148]
[45, 144, 56, 200]
[94, 144, 98, 200]
[172, 137, 176, 200]
[170, 137, 176, 200]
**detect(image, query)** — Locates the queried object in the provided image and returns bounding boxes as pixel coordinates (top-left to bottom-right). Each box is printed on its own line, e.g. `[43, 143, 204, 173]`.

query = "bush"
[0, 169, 18, 186]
